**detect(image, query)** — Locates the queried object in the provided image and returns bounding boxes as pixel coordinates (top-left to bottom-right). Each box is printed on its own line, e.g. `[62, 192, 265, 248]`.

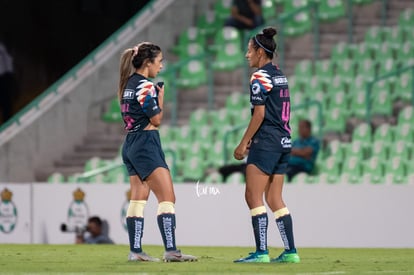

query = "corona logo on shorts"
[67, 188, 89, 230]
[120, 189, 131, 231]
[0, 188, 18, 234]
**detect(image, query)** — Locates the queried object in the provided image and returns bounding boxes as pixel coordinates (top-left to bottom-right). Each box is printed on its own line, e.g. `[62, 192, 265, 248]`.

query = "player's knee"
[157, 201, 175, 215]
[126, 200, 147, 217]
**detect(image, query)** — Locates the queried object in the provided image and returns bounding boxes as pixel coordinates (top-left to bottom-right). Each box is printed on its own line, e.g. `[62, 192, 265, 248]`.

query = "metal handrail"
[75, 148, 177, 182]
[365, 65, 414, 122]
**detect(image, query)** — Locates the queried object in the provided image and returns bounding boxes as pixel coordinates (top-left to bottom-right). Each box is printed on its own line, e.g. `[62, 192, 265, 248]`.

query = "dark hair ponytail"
[117, 42, 162, 100]
[251, 27, 277, 59]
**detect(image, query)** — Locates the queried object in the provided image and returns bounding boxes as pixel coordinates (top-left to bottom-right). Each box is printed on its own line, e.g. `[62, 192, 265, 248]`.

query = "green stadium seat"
[317, 0, 346, 21]
[102, 98, 122, 123]
[356, 58, 376, 82]
[226, 92, 245, 111]
[232, 108, 251, 127]
[377, 58, 396, 77]
[211, 27, 244, 70]
[304, 75, 326, 100]
[373, 123, 394, 143]
[396, 42, 414, 66]
[291, 90, 305, 106]
[204, 171, 224, 184]
[190, 108, 209, 128]
[176, 43, 205, 60]
[349, 90, 368, 119]
[331, 42, 352, 61]
[327, 89, 348, 112]
[398, 9, 414, 31]
[194, 125, 214, 144]
[352, 122, 372, 149]
[186, 140, 207, 160]
[370, 140, 389, 161]
[176, 59, 207, 89]
[294, 59, 313, 80]
[388, 140, 411, 161]
[314, 59, 334, 83]
[210, 108, 232, 128]
[290, 172, 308, 184]
[353, 42, 374, 60]
[181, 155, 206, 181]
[263, 0, 278, 21]
[47, 172, 65, 183]
[393, 123, 414, 144]
[159, 125, 172, 141]
[340, 156, 363, 184]
[196, 11, 222, 37]
[344, 140, 366, 160]
[288, 75, 303, 93]
[398, 106, 413, 125]
[67, 173, 82, 183]
[325, 139, 345, 161]
[364, 26, 382, 50]
[214, 0, 233, 20]
[175, 125, 194, 145]
[334, 59, 356, 84]
[282, 0, 312, 36]
[212, 43, 244, 71]
[84, 157, 105, 172]
[319, 156, 340, 183]
[207, 140, 226, 167]
[384, 156, 408, 184]
[324, 107, 346, 134]
[373, 43, 394, 61]
[105, 166, 128, 183]
[371, 88, 393, 117]
[171, 27, 206, 57]
[393, 71, 413, 102]
[382, 26, 405, 50]
[362, 157, 385, 184]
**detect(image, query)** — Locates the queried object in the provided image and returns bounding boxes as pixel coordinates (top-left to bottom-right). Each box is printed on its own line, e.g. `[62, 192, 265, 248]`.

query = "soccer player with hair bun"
[233, 27, 300, 263]
[118, 42, 196, 263]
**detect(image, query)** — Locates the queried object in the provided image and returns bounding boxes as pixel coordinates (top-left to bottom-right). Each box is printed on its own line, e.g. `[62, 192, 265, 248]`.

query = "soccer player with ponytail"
[233, 28, 300, 263]
[118, 42, 196, 262]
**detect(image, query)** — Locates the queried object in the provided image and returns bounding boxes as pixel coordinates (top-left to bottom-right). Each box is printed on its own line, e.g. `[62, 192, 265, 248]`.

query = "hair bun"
[262, 27, 277, 39]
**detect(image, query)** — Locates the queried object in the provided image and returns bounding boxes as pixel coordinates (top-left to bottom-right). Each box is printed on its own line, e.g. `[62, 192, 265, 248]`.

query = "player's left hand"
[234, 143, 247, 160]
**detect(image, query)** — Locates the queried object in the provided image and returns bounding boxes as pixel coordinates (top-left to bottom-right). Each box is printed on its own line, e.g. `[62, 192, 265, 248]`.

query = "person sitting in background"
[76, 216, 114, 244]
[224, 0, 264, 30]
[286, 120, 320, 182]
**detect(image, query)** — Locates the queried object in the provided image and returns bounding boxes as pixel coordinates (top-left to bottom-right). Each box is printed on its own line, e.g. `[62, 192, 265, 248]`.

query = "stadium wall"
[0, 0, 213, 182]
[1, 182, 413, 248]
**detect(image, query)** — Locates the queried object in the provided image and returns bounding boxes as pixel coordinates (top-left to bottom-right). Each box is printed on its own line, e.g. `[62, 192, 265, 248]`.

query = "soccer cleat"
[234, 251, 270, 263]
[271, 251, 300, 263]
[163, 250, 198, 262]
[128, 251, 160, 262]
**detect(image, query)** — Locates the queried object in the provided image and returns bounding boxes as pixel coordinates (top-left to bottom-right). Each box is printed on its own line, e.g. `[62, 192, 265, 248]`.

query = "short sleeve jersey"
[250, 62, 292, 152]
[120, 73, 161, 132]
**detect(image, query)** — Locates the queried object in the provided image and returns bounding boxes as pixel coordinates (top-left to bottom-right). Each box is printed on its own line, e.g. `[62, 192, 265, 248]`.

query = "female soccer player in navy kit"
[118, 42, 196, 262]
[233, 28, 300, 263]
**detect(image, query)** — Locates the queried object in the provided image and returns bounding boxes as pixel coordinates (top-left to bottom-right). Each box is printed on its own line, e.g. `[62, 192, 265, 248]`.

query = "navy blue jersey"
[120, 73, 161, 132]
[249, 62, 292, 152]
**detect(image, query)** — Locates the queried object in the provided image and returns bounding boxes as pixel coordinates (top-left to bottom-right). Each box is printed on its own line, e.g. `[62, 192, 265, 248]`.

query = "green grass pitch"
[0, 245, 413, 274]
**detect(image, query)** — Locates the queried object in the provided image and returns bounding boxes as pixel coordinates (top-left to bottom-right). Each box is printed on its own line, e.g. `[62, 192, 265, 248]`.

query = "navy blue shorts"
[122, 130, 169, 180]
[246, 149, 290, 175]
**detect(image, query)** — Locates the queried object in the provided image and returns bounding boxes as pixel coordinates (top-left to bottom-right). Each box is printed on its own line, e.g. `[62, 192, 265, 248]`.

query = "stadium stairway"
[43, 0, 413, 181]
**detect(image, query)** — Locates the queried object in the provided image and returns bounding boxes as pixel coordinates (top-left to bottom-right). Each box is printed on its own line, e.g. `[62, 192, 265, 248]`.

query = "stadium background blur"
[0, 0, 414, 247]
